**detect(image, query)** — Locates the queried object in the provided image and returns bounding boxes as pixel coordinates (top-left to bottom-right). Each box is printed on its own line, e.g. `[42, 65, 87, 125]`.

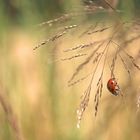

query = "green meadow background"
[0, 0, 140, 140]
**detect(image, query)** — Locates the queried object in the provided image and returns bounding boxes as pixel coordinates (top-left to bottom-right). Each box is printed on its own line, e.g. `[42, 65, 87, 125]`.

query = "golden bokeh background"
[0, 0, 140, 140]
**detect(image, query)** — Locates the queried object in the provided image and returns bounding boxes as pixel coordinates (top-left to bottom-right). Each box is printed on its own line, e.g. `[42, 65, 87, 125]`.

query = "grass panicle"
[34, 0, 140, 128]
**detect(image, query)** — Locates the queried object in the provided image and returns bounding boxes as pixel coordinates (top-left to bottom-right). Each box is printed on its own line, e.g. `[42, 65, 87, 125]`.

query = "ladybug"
[107, 78, 120, 96]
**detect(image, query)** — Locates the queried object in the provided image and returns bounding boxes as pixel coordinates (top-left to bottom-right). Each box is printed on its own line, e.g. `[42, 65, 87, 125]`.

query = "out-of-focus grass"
[1, 26, 140, 140]
[0, 1, 140, 140]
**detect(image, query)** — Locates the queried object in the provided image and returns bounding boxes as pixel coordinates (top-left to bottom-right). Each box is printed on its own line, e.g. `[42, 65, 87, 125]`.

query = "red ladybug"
[107, 78, 120, 96]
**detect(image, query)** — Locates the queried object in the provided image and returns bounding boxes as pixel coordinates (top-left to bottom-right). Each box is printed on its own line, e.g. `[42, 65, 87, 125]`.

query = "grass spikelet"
[63, 39, 107, 52]
[33, 25, 78, 50]
[76, 85, 91, 128]
[88, 26, 113, 35]
[61, 53, 87, 61]
[94, 78, 103, 116]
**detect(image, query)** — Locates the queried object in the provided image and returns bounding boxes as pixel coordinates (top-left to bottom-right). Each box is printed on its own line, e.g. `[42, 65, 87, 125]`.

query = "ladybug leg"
[112, 91, 119, 96]
[114, 84, 120, 96]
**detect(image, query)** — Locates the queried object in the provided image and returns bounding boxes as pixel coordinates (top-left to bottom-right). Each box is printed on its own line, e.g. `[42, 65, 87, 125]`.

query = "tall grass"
[0, 0, 140, 140]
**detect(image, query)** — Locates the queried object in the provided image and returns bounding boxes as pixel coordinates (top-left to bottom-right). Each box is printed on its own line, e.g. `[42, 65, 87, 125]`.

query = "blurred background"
[0, 0, 140, 140]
